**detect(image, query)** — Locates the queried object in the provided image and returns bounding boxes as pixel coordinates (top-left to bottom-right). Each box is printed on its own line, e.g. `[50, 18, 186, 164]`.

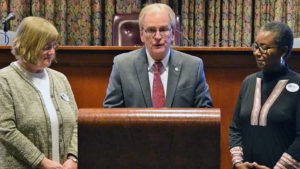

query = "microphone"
[1, 13, 15, 24]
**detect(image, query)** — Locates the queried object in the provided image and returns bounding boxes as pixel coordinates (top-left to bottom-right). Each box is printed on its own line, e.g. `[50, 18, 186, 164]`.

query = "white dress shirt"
[146, 49, 170, 98]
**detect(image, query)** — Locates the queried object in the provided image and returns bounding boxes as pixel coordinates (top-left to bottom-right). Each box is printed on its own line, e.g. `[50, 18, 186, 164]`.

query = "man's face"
[140, 9, 174, 61]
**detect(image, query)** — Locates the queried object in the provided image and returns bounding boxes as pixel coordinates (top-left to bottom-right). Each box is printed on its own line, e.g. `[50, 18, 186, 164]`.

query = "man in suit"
[103, 3, 213, 108]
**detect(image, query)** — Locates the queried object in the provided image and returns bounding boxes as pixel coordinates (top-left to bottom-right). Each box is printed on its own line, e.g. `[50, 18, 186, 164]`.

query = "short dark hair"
[260, 21, 294, 59]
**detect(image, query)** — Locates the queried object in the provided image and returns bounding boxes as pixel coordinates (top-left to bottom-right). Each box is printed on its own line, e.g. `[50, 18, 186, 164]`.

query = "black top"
[229, 65, 300, 168]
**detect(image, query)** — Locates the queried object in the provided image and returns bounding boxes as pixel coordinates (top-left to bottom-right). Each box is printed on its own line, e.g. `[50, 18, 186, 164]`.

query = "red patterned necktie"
[152, 61, 165, 107]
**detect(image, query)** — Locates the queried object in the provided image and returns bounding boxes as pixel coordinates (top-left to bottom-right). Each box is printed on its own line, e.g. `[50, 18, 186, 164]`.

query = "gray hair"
[138, 3, 176, 30]
[260, 21, 294, 59]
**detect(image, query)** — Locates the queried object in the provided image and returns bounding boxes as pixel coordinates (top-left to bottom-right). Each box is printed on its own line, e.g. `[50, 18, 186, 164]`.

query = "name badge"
[60, 93, 70, 102]
[286, 83, 299, 92]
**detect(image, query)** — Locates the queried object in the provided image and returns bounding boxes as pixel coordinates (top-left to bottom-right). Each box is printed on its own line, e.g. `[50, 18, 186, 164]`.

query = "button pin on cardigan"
[60, 93, 70, 102]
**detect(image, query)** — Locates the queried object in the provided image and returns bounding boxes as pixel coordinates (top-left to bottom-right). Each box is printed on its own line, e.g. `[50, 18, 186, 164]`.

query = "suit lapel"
[166, 49, 182, 107]
[134, 47, 152, 107]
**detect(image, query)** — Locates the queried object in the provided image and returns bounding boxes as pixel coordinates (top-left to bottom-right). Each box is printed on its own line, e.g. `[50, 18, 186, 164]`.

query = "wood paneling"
[1, 46, 299, 169]
[78, 108, 220, 169]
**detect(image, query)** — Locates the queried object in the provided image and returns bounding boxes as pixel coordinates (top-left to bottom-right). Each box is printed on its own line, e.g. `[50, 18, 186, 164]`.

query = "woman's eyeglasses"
[252, 42, 277, 54]
[42, 43, 59, 51]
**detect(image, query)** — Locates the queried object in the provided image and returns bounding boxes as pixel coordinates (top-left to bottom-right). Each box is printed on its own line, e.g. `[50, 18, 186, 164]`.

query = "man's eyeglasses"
[43, 43, 59, 51]
[143, 26, 172, 37]
[251, 42, 277, 54]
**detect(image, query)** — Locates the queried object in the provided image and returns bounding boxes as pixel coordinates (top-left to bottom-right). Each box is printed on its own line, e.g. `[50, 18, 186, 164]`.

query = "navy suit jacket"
[103, 47, 213, 108]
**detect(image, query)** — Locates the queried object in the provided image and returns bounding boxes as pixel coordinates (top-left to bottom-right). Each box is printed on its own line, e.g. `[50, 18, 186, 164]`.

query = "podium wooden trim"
[79, 108, 220, 169]
[78, 108, 220, 124]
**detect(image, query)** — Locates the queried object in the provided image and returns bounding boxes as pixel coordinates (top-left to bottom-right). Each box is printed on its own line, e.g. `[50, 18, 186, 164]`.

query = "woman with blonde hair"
[0, 16, 78, 169]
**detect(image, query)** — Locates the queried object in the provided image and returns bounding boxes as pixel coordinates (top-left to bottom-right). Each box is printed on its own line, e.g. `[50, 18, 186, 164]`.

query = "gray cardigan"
[0, 63, 78, 169]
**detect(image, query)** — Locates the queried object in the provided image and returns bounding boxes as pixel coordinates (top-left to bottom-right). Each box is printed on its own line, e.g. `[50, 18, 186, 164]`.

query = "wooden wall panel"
[0, 46, 299, 169]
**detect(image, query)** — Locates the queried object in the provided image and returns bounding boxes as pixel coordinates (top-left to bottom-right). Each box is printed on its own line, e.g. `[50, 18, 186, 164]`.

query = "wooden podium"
[78, 108, 220, 169]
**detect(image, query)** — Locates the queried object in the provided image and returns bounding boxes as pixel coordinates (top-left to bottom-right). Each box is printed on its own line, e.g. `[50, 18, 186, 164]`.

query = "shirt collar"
[146, 48, 170, 71]
[260, 63, 289, 81]
[14, 61, 47, 79]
